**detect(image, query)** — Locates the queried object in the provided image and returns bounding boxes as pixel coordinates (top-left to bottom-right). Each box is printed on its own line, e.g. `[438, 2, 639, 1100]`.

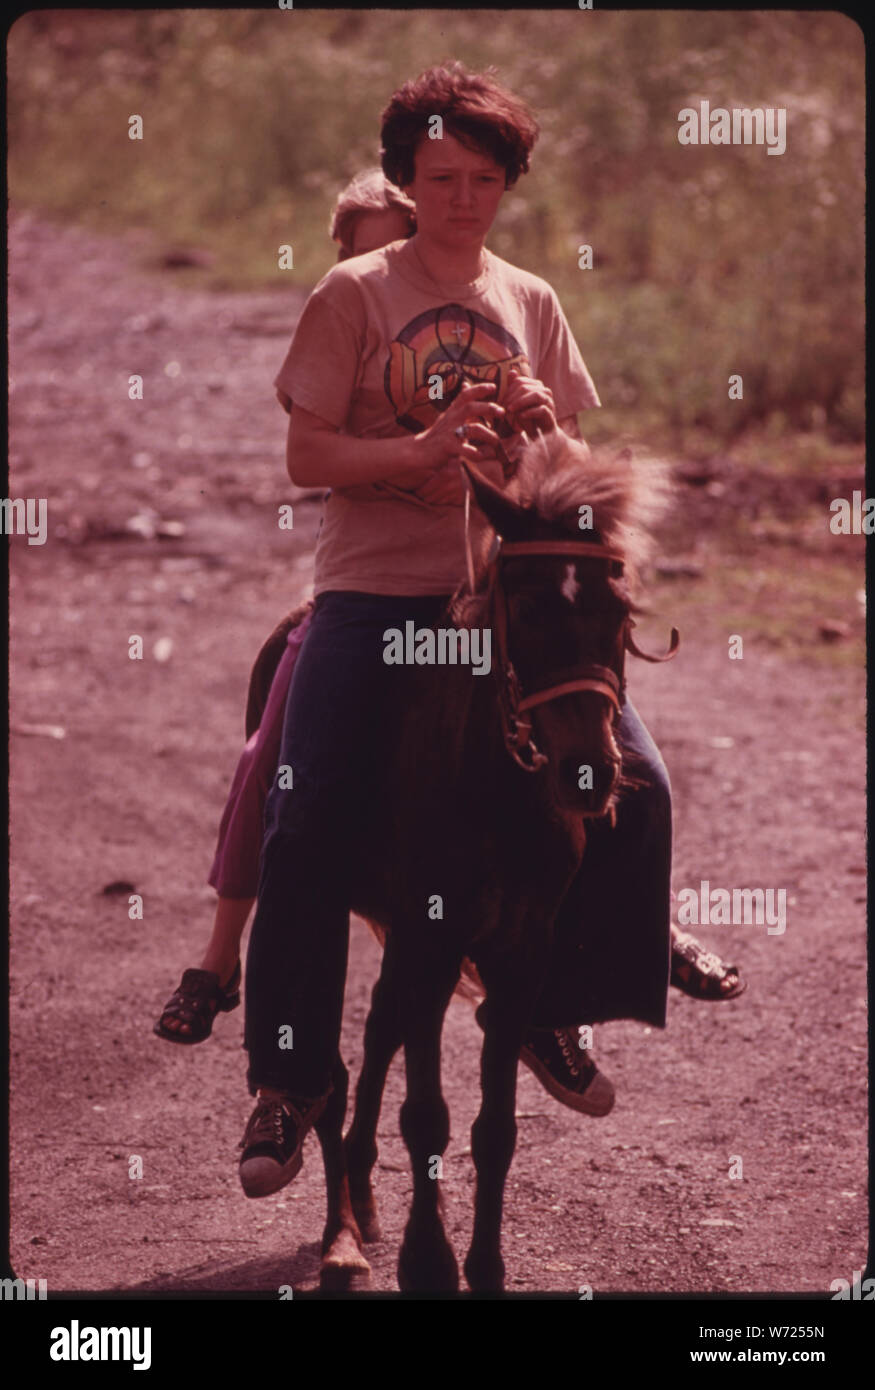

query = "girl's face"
[348, 208, 413, 257]
[401, 132, 506, 249]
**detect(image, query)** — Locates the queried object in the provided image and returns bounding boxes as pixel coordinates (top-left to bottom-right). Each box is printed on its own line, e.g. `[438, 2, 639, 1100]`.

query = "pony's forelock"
[512, 431, 673, 563]
[451, 431, 673, 626]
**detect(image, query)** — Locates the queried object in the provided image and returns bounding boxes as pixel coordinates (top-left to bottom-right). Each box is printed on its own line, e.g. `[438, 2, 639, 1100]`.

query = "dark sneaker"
[474, 1005, 615, 1117]
[519, 1026, 615, 1117]
[239, 1089, 330, 1198]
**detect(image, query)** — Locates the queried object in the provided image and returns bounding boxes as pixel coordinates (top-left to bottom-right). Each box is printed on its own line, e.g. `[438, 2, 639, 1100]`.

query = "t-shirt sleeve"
[273, 276, 365, 428]
[535, 288, 601, 415]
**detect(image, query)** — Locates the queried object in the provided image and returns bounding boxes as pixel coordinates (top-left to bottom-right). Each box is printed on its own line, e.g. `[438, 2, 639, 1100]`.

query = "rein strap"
[500, 540, 626, 564]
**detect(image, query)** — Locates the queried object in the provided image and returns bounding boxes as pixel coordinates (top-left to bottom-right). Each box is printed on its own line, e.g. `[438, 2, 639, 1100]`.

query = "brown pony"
[246, 430, 676, 1292]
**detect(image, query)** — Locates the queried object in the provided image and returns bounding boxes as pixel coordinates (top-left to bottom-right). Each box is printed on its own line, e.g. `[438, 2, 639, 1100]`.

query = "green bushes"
[8, 8, 863, 442]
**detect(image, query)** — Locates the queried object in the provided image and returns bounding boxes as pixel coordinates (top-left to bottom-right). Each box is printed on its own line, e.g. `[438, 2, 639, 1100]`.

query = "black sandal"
[670, 931, 746, 1001]
[153, 962, 241, 1044]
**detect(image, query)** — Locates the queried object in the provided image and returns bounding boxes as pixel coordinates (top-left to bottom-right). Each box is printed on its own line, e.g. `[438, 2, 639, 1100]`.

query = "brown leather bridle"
[485, 537, 680, 772]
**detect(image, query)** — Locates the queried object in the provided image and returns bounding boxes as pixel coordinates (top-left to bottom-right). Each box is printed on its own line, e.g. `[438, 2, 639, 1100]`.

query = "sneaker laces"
[554, 1029, 582, 1078]
[242, 1089, 330, 1148]
[241, 1097, 295, 1149]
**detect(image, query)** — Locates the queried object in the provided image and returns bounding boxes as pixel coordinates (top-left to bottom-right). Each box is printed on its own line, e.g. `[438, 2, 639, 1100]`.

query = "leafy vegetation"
[8, 9, 863, 443]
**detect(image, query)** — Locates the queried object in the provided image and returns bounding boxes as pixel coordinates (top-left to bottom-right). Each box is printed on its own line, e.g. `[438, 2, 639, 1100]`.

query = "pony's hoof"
[320, 1229, 371, 1292]
[398, 1237, 459, 1293]
[464, 1252, 506, 1293]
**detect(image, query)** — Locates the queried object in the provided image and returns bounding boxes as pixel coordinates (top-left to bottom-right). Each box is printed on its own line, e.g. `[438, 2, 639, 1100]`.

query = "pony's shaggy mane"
[452, 430, 673, 627]
[513, 430, 672, 565]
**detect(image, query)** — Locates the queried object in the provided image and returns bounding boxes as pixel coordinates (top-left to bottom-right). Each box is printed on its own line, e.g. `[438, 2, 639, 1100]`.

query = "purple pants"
[207, 613, 312, 898]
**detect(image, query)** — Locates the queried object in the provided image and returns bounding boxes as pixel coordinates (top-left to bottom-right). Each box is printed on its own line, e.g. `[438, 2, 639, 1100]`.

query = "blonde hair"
[329, 168, 416, 259]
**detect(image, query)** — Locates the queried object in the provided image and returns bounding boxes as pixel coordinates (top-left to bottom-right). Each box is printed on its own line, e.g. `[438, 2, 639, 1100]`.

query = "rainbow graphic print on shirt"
[384, 302, 530, 437]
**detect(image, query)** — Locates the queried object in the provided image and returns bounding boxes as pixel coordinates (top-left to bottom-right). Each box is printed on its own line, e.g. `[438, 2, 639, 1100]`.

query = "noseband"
[485, 537, 679, 772]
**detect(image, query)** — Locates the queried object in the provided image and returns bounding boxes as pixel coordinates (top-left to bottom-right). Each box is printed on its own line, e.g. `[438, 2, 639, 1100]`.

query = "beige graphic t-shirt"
[274, 238, 601, 596]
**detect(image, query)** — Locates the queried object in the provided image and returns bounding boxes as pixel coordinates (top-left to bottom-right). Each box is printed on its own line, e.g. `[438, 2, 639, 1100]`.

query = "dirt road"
[7, 210, 867, 1297]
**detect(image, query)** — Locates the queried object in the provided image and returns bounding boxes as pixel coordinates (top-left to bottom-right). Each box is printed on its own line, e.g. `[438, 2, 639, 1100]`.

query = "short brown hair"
[330, 169, 417, 258]
[380, 62, 539, 191]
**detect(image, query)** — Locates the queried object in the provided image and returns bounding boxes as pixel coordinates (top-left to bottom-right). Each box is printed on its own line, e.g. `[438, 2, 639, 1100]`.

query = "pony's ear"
[461, 463, 532, 540]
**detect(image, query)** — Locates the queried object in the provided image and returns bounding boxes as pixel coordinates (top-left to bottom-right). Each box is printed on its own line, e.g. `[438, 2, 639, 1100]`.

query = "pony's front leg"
[315, 1054, 371, 1291]
[344, 955, 404, 1243]
[396, 951, 462, 1294]
[463, 983, 542, 1293]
